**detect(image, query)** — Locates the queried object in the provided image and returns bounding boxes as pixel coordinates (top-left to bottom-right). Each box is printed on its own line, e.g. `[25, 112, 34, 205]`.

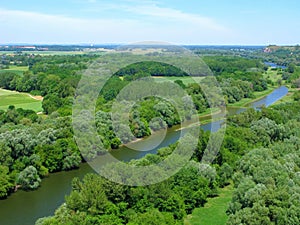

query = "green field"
[0, 65, 29, 75]
[263, 68, 283, 84]
[185, 184, 233, 225]
[153, 76, 205, 85]
[0, 89, 42, 112]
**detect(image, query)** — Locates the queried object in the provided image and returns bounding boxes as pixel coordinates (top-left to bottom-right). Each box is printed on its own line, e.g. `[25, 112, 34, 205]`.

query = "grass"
[228, 86, 276, 107]
[199, 107, 221, 117]
[0, 65, 29, 75]
[263, 68, 283, 83]
[228, 67, 288, 108]
[0, 89, 42, 112]
[5, 66, 29, 71]
[153, 76, 205, 85]
[185, 184, 234, 225]
[272, 87, 297, 106]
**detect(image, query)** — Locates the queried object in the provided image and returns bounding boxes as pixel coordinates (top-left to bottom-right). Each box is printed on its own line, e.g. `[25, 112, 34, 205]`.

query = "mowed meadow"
[0, 66, 43, 112]
[0, 89, 42, 112]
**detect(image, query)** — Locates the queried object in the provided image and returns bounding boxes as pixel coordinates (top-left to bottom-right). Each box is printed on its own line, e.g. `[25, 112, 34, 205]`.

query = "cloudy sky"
[0, 0, 299, 45]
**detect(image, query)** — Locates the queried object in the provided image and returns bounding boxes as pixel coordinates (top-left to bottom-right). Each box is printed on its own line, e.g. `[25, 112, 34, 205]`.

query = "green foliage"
[203, 56, 263, 75]
[2, 51, 300, 224]
[0, 165, 14, 198]
[293, 90, 300, 101]
[33, 93, 300, 225]
[116, 61, 188, 77]
[187, 184, 234, 225]
[42, 94, 63, 114]
[17, 166, 41, 190]
[227, 132, 300, 224]
[0, 54, 95, 115]
[37, 159, 219, 225]
[0, 113, 82, 197]
[0, 89, 42, 112]
[0, 72, 17, 89]
[127, 209, 177, 225]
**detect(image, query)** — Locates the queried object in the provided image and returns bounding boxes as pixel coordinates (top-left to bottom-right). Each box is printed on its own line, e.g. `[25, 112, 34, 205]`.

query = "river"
[0, 86, 289, 225]
[264, 62, 287, 69]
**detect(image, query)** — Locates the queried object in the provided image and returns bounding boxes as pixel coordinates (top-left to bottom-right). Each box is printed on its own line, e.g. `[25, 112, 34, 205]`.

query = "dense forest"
[0, 47, 300, 224]
[35, 92, 300, 225]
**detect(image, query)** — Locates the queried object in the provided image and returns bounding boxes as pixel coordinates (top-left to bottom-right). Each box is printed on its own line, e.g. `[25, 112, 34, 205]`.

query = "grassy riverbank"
[271, 87, 296, 106]
[228, 87, 276, 107]
[185, 184, 234, 225]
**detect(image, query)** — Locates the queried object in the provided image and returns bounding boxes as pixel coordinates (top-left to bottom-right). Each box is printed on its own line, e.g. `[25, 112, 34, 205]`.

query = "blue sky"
[0, 0, 299, 45]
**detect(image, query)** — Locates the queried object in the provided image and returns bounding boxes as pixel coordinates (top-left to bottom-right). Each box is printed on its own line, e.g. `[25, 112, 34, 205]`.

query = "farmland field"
[0, 89, 43, 112]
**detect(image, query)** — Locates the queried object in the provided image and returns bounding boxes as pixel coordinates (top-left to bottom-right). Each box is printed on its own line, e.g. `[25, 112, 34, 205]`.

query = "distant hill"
[264, 45, 300, 53]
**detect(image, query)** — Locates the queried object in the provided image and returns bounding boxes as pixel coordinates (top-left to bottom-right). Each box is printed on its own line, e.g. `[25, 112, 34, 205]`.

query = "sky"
[0, 0, 299, 45]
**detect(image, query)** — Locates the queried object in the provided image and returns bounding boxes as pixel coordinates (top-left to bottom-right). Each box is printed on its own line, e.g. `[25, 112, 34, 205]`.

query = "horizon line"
[1, 43, 298, 47]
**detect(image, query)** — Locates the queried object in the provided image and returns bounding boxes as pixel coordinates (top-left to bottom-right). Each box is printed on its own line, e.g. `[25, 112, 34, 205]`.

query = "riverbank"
[197, 86, 289, 126]
[228, 86, 276, 108]
[271, 87, 296, 106]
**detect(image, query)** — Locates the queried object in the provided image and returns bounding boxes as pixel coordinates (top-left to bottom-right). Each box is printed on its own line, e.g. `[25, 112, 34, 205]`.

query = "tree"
[36, 144, 63, 172]
[17, 166, 41, 190]
[0, 72, 17, 89]
[127, 209, 176, 225]
[218, 163, 233, 187]
[62, 153, 81, 171]
[293, 91, 300, 101]
[0, 166, 14, 198]
[42, 94, 62, 114]
[287, 63, 296, 73]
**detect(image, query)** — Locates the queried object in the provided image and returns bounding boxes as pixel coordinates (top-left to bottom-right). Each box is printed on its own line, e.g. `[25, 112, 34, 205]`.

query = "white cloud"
[122, 4, 228, 32]
[0, 7, 231, 44]
[0, 8, 140, 43]
[81, 1, 228, 32]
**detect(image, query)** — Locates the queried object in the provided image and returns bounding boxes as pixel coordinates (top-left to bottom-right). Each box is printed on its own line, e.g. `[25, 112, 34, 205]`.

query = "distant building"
[263, 48, 272, 53]
[17, 46, 36, 50]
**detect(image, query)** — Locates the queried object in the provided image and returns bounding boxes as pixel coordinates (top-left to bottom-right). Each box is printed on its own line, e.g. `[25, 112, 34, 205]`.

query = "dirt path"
[27, 94, 44, 101]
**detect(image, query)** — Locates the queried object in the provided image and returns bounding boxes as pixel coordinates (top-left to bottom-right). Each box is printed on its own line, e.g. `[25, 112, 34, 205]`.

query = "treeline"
[1, 54, 37, 68]
[116, 61, 188, 77]
[1, 55, 271, 117]
[0, 54, 97, 115]
[202, 56, 264, 75]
